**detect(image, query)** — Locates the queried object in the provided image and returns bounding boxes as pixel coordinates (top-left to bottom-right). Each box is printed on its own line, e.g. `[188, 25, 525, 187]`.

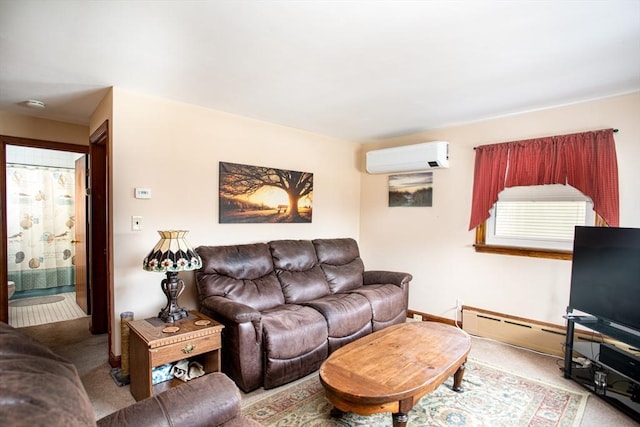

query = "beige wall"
[4, 90, 638, 354]
[89, 88, 113, 136]
[107, 88, 361, 353]
[359, 92, 640, 326]
[0, 111, 88, 145]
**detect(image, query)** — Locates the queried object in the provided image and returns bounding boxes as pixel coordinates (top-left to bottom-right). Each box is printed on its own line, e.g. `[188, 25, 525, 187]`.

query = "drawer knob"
[182, 343, 196, 354]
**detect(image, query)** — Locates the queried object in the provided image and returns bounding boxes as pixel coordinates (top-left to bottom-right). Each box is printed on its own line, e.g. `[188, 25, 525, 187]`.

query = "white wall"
[107, 88, 362, 353]
[359, 93, 640, 326]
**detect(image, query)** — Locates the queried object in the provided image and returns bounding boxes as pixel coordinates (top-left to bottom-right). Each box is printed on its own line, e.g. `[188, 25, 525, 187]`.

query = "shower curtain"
[6, 164, 76, 294]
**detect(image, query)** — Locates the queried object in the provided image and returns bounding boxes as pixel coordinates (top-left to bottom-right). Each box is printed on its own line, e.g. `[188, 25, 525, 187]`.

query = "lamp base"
[158, 271, 189, 323]
[158, 306, 189, 323]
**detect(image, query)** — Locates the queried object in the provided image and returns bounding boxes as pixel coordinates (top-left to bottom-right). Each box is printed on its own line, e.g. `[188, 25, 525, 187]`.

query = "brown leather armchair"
[0, 321, 261, 427]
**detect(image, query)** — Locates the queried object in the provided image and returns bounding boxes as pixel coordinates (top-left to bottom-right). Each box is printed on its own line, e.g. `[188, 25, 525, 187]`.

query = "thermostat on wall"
[135, 188, 152, 199]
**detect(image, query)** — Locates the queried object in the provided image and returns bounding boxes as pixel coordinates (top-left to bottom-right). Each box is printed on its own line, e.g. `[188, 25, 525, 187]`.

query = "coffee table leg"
[452, 362, 466, 392]
[332, 406, 409, 427]
[392, 412, 408, 427]
[392, 396, 414, 427]
[330, 407, 344, 418]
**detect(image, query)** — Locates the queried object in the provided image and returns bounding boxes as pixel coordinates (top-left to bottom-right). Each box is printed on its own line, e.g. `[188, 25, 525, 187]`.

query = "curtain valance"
[468, 129, 619, 230]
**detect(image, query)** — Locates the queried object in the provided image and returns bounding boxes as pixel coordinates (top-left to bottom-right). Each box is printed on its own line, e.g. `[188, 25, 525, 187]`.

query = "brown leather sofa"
[0, 321, 261, 427]
[196, 238, 412, 392]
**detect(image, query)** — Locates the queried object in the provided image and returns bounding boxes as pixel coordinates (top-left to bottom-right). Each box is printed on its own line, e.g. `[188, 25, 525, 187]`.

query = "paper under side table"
[127, 310, 224, 401]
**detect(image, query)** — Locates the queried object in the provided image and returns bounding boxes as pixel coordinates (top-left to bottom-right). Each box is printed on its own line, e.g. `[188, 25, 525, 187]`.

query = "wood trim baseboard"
[407, 309, 458, 327]
[109, 351, 120, 368]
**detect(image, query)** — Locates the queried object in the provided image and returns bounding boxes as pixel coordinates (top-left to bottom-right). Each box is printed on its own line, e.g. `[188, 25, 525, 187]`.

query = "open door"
[74, 156, 89, 314]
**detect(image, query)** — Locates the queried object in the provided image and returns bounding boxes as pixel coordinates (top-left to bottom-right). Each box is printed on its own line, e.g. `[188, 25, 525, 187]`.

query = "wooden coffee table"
[319, 321, 471, 427]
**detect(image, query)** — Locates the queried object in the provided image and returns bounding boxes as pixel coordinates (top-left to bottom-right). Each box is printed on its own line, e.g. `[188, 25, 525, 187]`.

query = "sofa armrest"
[201, 296, 261, 324]
[97, 373, 259, 427]
[363, 270, 413, 287]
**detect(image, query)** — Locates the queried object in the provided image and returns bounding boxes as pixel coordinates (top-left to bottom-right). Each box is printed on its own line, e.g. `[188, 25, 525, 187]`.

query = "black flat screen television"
[569, 226, 640, 333]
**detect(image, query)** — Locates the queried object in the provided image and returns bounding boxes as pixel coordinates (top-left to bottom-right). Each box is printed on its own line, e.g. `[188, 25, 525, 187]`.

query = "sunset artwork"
[388, 172, 433, 207]
[219, 162, 313, 223]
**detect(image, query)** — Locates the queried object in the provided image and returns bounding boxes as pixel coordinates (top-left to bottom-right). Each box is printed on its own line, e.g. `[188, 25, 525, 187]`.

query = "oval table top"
[319, 321, 471, 407]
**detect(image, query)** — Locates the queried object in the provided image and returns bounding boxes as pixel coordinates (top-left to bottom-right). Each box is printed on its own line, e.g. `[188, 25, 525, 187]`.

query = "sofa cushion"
[305, 292, 373, 352]
[262, 305, 328, 359]
[269, 240, 331, 303]
[261, 305, 329, 389]
[353, 284, 406, 325]
[304, 293, 372, 339]
[196, 244, 284, 312]
[313, 238, 364, 293]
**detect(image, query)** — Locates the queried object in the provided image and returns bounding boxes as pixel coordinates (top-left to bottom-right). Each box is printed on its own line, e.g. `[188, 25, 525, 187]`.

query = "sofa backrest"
[313, 238, 365, 293]
[269, 240, 331, 304]
[196, 243, 285, 312]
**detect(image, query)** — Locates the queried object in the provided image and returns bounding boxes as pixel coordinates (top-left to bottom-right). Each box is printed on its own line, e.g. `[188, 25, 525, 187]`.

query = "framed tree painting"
[219, 162, 313, 223]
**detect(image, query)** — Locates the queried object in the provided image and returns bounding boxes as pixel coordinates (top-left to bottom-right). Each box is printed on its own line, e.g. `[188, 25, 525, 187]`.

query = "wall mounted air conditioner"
[365, 141, 449, 174]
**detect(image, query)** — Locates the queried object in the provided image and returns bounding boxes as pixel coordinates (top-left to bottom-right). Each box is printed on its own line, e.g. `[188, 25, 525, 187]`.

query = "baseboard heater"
[461, 306, 633, 357]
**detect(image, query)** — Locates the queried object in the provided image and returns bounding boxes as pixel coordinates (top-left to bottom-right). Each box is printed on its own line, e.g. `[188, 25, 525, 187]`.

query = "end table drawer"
[150, 334, 221, 366]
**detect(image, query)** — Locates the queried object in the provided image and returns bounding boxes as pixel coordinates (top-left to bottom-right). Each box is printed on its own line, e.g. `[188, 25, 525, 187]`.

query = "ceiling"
[1, 1, 639, 142]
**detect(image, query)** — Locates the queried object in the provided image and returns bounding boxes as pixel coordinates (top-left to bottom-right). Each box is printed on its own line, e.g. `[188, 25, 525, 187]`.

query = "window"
[469, 129, 618, 260]
[484, 185, 595, 252]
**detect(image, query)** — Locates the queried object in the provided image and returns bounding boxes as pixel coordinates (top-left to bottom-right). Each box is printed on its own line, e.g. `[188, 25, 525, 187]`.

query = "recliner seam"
[156, 396, 174, 427]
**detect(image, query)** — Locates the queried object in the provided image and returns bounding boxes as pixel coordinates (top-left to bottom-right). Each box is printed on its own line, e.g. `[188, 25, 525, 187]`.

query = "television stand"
[565, 314, 598, 323]
[564, 314, 640, 422]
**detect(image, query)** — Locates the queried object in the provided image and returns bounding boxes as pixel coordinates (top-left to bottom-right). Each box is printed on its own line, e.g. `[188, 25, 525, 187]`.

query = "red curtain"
[468, 142, 509, 231]
[505, 137, 560, 187]
[468, 129, 619, 230]
[560, 130, 619, 227]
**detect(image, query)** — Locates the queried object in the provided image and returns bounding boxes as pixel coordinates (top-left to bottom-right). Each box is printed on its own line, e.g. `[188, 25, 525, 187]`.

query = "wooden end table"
[127, 310, 224, 401]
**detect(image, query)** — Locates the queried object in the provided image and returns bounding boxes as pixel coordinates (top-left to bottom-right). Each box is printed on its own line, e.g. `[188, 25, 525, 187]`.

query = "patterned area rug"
[242, 360, 588, 426]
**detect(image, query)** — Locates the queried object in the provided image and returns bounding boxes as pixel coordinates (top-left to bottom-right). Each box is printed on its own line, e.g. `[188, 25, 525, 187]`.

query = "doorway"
[1, 131, 109, 340]
[5, 145, 88, 327]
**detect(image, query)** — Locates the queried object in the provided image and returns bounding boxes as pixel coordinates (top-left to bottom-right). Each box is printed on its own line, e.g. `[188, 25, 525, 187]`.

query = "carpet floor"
[243, 360, 588, 426]
[18, 318, 640, 426]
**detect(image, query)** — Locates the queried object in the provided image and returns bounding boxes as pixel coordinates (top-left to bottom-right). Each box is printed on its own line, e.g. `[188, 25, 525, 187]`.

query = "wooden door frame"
[1, 123, 113, 364]
[88, 121, 110, 341]
[0, 135, 90, 323]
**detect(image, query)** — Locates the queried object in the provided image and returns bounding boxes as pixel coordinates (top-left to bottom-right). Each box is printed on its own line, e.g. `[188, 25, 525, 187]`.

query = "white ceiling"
[1, 1, 639, 142]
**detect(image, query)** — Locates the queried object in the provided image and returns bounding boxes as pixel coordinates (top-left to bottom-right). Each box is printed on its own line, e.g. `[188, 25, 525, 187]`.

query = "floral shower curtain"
[6, 164, 76, 293]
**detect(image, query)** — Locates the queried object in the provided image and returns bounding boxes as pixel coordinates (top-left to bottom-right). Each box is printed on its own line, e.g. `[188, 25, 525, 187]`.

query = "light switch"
[132, 216, 143, 231]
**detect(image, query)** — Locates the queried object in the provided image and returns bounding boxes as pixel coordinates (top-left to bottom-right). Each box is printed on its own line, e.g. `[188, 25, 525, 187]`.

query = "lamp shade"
[143, 230, 202, 272]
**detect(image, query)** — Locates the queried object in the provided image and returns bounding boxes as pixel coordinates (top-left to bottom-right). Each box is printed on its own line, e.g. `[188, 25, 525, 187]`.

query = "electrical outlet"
[412, 313, 422, 321]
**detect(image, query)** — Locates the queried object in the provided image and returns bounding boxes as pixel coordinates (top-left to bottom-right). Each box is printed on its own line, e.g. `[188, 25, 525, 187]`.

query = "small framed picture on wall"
[388, 172, 433, 207]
